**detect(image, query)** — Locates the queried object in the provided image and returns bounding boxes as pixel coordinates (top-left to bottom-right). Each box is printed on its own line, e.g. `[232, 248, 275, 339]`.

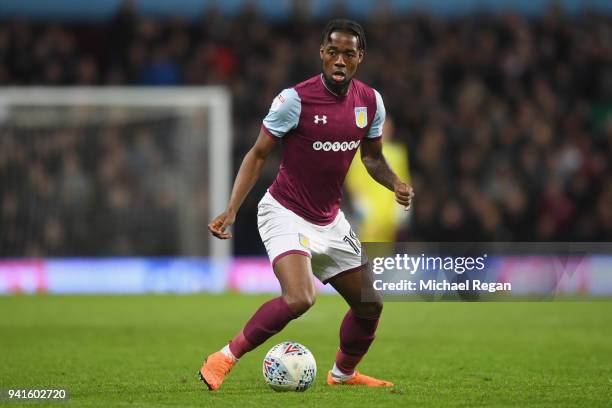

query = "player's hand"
[208, 211, 236, 239]
[394, 182, 414, 211]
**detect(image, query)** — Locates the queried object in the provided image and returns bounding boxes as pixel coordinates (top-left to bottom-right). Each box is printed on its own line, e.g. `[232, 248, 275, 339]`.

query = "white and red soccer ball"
[262, 341, 317, 392]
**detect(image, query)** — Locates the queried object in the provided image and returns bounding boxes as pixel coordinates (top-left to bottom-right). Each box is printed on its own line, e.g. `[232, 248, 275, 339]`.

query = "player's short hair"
[321, 19, 367, 53]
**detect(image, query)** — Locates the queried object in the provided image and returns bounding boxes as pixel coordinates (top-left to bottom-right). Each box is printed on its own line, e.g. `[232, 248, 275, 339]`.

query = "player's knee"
[284, 293, 316, 316]
[353, 300, 383, 318]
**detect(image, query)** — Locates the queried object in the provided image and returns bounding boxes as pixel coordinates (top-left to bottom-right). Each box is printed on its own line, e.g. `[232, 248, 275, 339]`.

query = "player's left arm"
[360, 137, 414, 210]
[360, 89, 414, 209]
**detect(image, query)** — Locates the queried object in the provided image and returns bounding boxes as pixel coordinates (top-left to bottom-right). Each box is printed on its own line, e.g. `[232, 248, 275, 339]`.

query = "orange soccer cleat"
[327, 370, 394, 387]
[199, 351, 236, 391]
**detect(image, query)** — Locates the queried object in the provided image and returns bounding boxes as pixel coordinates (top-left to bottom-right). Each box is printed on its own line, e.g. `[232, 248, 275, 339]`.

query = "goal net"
[0, 87, 231, 259]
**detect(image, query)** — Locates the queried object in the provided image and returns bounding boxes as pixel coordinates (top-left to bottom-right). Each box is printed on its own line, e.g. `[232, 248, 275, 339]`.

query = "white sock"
[331, 363, 354, 381]
[220, 344, 238, 361]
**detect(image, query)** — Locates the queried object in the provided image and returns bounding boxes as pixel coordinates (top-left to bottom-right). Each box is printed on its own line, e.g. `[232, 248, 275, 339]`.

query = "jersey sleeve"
[366, 89, 386, 139]
[262, 88, 301, 138]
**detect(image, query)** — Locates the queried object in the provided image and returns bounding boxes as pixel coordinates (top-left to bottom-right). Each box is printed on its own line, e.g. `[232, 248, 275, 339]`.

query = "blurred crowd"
[1, 2, 611, 256]
[0, 113, 181, 256]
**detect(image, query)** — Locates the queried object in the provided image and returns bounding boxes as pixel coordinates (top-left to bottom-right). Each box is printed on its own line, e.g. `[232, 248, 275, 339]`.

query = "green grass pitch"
[1, 294, 611, 407]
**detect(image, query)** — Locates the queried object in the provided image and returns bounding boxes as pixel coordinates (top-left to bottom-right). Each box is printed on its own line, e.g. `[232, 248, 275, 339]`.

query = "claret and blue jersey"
[262, 74, 386, 225]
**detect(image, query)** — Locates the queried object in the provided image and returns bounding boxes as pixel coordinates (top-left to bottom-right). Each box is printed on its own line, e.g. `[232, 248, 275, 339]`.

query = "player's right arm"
[208, 128, 277, 239]
[208, 88, 300, 239]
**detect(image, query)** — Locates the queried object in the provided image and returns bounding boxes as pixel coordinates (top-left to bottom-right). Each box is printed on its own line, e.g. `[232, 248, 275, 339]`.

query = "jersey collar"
[320, 74, 351, 97]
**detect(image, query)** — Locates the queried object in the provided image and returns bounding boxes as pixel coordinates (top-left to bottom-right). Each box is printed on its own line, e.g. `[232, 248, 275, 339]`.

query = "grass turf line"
[0, 294, 611, 407]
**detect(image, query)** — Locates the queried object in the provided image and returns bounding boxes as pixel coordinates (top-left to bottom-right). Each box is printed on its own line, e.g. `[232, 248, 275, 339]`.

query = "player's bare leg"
[326, 266, 394, 387]
[199, 254, 315, 390]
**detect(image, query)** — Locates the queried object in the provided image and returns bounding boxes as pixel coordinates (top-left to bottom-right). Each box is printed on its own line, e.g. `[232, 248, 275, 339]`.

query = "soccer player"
[201, 19, 413, 390]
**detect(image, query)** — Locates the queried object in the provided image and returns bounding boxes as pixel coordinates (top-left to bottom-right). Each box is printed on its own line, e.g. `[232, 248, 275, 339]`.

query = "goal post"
[0, 87, 232, 259]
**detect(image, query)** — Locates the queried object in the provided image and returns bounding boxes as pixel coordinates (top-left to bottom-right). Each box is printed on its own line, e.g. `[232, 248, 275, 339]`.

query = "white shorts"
[257, 191, 365, 283]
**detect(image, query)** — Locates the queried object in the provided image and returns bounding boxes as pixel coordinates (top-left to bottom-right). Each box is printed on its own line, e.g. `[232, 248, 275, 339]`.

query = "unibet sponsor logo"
[312, 140, 360, 152]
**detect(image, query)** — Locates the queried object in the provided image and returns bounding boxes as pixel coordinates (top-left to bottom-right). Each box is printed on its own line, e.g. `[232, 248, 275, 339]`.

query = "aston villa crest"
[355, 107, 367, 128]
[298, 233, 310, 249]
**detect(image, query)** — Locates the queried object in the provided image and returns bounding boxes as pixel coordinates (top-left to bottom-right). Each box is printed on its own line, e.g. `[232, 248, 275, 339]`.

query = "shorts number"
[343, 229, 361, 255]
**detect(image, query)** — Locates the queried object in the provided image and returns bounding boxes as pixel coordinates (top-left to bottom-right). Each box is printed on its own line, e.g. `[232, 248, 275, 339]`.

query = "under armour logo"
[314, 115, 327, 124]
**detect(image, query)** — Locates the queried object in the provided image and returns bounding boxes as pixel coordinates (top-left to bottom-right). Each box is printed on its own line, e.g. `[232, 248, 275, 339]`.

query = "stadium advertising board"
[1, 252, 611, 296]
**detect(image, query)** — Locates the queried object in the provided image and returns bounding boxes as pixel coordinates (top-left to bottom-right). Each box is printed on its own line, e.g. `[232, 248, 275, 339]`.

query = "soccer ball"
[262, 341, 317, 392]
